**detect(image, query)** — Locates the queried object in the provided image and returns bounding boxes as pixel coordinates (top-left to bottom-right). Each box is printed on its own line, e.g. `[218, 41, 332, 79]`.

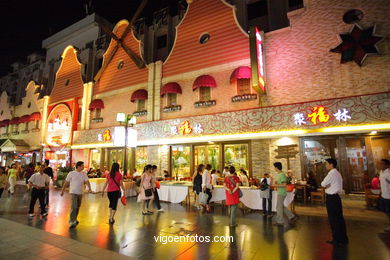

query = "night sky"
[0, 0, 179, 76]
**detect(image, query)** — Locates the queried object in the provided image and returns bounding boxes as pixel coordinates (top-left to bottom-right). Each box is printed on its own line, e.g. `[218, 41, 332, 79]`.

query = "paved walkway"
[0, 185, 389, 259]
[0, 218, 132, 259]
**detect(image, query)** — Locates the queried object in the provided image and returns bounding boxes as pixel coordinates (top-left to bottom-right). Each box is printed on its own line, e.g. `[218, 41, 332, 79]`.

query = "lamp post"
[116, 113, 137, 176]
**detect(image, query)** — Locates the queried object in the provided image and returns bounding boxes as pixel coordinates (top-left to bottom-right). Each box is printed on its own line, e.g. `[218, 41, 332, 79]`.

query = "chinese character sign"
[308, 106, 330, 125]
[293, 106, 352, 126]
[179, 121, 192, 135]
[103, 130, 112, 142]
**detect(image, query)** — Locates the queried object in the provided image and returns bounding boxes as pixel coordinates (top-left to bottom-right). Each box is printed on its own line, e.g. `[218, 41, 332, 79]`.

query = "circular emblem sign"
[46, 104, 72, 148]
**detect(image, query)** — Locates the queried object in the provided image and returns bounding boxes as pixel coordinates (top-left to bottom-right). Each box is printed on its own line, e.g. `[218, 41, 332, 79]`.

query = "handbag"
[199, 191, 208, 204]
[144, 188, 153, 197]
[286, 184, 295, 192]
[228, 176, 243, 198]
[156, 180, 160, 189]
[121, 195, 127, 206]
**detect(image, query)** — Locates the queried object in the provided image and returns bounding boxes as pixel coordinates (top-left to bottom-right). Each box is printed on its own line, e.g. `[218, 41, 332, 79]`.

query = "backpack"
[260, 178, 269, 191]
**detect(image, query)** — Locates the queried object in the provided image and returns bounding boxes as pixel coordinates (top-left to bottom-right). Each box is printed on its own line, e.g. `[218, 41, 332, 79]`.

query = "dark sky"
[0, 0, 179, 76]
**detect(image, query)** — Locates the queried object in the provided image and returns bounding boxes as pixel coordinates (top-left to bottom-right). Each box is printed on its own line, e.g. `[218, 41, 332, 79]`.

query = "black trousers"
[0, 188, 3, 198]
[44, 189, 49, 206]
[205, 188, 212, 204]
[107, 190, 121, 210]
[154, 190, 161, 210]
[29, 188, 46, 214]
[263, 190, 272, 214]
[326, 194, 348, 243]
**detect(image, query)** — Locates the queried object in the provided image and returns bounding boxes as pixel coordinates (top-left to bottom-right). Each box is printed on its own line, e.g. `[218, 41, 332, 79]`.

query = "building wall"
[264, 0, 390, 106]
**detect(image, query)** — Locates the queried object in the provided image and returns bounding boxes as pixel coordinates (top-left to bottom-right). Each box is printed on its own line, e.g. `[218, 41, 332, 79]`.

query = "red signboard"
[250, 26, 266, 93]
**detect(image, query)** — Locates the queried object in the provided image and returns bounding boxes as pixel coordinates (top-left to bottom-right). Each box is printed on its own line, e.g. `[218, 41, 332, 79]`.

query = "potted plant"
[55, 166, 73, 188]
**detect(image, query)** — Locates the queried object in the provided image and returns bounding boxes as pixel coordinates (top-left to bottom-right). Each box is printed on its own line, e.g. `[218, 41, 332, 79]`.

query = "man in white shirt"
[379, 159, 390, 232]
[321, 158, 348, 246]
[61, 161, 91, 228]
[28, 164, 50, 218]
[222, 167, 230, 177]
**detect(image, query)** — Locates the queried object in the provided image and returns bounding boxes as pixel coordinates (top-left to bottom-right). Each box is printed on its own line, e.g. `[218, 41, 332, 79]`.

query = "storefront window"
[224, 144, 248, 173]
[136, 147, 147, 174]
[90, 149, 101, 169]
[194, 145, 219, 170]
[171, 145, 190, 178]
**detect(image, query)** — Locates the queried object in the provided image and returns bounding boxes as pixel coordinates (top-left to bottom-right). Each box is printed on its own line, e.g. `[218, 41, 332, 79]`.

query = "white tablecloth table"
[89, 178, 106, 193]
[157, 183, 190, 203]
[123, 181, 137, 197]
[210, 186, 278, 211]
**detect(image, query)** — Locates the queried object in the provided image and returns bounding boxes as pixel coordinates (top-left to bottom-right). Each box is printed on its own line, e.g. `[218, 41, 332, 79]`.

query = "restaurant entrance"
[300, 135, 381, 194]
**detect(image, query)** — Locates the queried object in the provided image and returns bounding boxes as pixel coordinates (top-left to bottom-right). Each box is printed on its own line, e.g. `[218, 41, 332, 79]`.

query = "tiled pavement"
[0, 185, 390, 260]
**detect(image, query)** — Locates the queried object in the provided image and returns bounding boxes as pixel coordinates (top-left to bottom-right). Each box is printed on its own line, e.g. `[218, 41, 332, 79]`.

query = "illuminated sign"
[98, 129, 112, 142]
[170, 121, 203, 136]
[293, 107, 351, 126]
[113, 127, 137, 147]
[46, 104, 72, 147]
[250, 26, 266, 93]
[308, 106, 330, 125]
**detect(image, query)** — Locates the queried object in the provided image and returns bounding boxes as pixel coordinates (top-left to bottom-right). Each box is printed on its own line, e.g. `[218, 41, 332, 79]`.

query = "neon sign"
[293, 107, 352, 126]
[46, 104, 72, 147]
[170, 121, 203, 136]
[98, 129, 112, 142]
[250, 26, 266, 93]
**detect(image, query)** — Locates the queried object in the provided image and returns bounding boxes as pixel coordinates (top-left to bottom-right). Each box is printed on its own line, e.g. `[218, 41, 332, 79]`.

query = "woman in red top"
[102, 163, 125, 224]
[224, 166, 240, 227]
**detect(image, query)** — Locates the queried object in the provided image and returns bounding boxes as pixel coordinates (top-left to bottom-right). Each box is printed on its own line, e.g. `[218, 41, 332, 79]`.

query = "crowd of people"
[1, 157, 390, 246]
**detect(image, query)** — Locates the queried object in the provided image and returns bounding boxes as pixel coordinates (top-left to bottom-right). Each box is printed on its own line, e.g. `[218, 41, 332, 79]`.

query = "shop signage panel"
[46, 104, 72, 147]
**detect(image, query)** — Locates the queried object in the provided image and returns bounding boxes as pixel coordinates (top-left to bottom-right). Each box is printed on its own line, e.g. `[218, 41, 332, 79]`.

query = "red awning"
[19, 115, 31, 123]
[30, 112, 42, 121]
[230, 66, 251, 82]
[193, 75, 217, 90]
[0, 119, 10, 127]
[161, 82, 182, 96]
[89, 99, 105, 111]
[131, 89, 148, 102]
[9, 117, 20, 125]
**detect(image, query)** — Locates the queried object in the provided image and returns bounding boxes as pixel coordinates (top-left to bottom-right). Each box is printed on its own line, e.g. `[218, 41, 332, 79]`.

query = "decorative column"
[84, 82, 93, 130]
[147, 63, 155, 121]
[154, 61, 163, 121]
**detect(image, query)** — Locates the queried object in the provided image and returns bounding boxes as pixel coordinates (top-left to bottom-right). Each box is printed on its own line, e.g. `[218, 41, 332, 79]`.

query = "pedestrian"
[151, 165, 164, 212]
[321, 158, 349, 246]
[28, 164, 50, 218]
[260, 173, 272, 216]
[378, 159, 390, 232]
[43, 161, 53, 207]
[211, 169, 218, 186]
[0, 167, 7, 198]
[7, 163, 18, 195]
[273, 162, 297, 226]
[222, 166, 230, 177]
[60, 161, 91, 228]
[192, 164, 204, 209]
[202, 164, 213, 212]
[224, 166, 240, 227]
[102, 163, 125, 224]
[371, 173, 380, 195]
[239, 169, 249, 186]
[139, 165, 154, 215]
[24, 163, 35, 186]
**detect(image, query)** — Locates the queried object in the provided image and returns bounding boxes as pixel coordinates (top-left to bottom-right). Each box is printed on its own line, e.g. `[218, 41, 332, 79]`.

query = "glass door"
[109, 148, 124, 170]
[301, 138, 338, 187]
[345, 138, 367, 193]
[171, 145, 191, 178]
[223, 144, 249, 173]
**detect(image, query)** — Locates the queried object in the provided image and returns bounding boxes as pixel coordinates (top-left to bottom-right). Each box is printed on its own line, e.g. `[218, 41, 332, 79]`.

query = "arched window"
[230, 66, 252, 95]
[199, 87, 211, 101]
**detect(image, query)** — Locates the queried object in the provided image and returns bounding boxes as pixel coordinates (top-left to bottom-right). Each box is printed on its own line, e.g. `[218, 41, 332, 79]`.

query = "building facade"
[1, 0, 389, 193]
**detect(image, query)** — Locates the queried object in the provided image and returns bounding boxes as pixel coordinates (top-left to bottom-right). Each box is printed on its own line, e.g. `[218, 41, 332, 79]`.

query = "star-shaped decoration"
[330, 24, 383, 66]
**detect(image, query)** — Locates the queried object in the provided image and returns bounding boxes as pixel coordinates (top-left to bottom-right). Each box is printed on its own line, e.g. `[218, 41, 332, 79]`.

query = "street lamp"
[116, 113, 137, 175]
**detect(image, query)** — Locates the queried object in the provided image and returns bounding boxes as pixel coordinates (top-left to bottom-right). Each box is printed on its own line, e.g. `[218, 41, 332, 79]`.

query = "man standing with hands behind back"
[28, 164, 50, 218]
[61, 161, 91, 228]
[322, 158, 349, 246]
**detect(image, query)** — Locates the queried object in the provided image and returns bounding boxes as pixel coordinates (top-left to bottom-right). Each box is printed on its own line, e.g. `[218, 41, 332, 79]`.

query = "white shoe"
[157, 208, 164, 212]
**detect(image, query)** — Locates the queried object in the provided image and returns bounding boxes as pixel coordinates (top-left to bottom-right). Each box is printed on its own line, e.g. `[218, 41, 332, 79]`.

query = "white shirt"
[380, 168, 390, 199]
[211, 174, 218, 186]
[28, 173, 50, 188]
[66, 171, 89, 195]
[222, 170, 229, 177]
[202, 170, 212, 189]
[321, 168, 343, 195]
[240, 174, 249, 187]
